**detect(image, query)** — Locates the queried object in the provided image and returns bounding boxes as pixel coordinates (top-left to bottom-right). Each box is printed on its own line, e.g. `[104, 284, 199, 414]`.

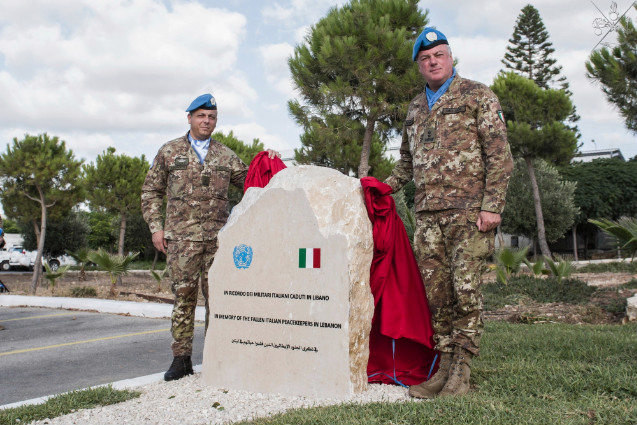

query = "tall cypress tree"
[502, 4, 579, 129]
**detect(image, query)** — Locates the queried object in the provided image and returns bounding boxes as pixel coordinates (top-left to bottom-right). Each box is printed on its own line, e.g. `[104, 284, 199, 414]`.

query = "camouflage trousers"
[414, 208, 495, 356]
[167, 239, 218, 357]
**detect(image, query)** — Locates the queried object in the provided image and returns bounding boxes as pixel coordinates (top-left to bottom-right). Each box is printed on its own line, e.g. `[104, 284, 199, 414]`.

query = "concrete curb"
[0, 294, 206, 321]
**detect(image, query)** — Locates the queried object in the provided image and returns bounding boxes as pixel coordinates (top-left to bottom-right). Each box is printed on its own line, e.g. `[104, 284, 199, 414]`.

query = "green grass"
[483, 276, 596, 311]
[0, 386, 140, 425]
[237, 322, 637, 425]
[578, 262, 637, 273]
[129, 260, 166, 270]
[621, 279, 637, 289]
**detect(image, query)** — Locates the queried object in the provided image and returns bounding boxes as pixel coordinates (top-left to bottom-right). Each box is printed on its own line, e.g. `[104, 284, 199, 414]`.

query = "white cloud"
[220, 122, 295, 151]
[0, 0, 247, 134]
[261, 0, 348, 26]
[260, 43, 295, 98]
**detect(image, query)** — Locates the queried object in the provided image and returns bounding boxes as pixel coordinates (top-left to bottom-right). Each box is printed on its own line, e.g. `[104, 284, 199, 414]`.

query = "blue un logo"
[233, 244, 253, 269]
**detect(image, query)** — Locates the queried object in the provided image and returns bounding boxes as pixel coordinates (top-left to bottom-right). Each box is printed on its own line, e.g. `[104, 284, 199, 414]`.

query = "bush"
[483, 275, 595, 310]
[69, 286, 97, 298]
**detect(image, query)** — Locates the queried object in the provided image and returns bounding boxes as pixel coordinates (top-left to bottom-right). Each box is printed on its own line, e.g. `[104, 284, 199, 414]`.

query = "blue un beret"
[412, 28, 449, 61]
[186, 93, 217, 112]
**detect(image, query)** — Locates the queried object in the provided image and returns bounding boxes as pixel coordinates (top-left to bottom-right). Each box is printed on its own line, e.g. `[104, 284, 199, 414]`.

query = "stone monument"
[202, 165, 374, 398]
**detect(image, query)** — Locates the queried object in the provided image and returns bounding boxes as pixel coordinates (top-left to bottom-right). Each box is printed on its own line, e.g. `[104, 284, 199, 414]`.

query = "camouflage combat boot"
[438, 347, 473, 397]
[408, 352, 453, 399]
[164, 355, 194, 381]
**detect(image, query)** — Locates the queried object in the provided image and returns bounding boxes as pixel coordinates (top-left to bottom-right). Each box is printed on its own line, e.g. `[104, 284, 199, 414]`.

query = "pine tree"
[83, 147, 149, 257]
[502, 4, 579, 129]
[0, 134, 84, 294]
[586, 4, 637, 134]
[492, 72, 579, 258]
[288, 0, 427, 177]
[503, 4, 566, 90]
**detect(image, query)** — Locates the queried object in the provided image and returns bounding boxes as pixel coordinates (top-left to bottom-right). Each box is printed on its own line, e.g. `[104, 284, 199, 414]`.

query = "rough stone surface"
[202, 165, 374, 398]
[627, 295, 637, 322]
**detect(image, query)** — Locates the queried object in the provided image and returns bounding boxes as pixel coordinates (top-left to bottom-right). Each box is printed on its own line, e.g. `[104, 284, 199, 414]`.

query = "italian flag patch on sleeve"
[299, 248, 321, 269]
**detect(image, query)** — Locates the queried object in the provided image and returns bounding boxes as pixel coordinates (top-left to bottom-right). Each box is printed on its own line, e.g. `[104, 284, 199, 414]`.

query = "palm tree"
[589, 217, 637, 261]
[65, 247, 91, 281]
[150, 268, 168, 293]
[87, 249, 139, 296]
[43, 263, 71, 295]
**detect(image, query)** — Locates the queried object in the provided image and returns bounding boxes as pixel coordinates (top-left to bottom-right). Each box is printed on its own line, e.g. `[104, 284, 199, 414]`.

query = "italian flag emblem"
[299, 248, 321, 269]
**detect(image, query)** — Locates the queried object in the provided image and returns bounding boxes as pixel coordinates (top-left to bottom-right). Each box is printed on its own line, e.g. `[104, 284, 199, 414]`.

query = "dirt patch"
[0, 270, 205, 306]
[2, 270, 635, 325]
[482, 271, 637, 325]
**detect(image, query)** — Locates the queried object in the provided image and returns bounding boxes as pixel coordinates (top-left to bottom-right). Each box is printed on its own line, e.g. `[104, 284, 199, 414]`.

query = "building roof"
[572, 148, 625, 163]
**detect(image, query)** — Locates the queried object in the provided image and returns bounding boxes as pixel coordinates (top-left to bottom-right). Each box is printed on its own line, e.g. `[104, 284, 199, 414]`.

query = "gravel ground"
[32, 374, 411, 425]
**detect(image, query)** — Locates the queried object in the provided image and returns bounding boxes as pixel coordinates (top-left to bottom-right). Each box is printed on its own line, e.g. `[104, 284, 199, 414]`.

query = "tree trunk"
[358, 117, 376, 177]
[118, 213, 127, 256]
[32, 219, 41, 246]
[496, 225, 505, 249]
[30, 184, 47, 295]
[524, 157, 552, 259]
[572, 224, 579, 262]
[116, 213, 127, 287]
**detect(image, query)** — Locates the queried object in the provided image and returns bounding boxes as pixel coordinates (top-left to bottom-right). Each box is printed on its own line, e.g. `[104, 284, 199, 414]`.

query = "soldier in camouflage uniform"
[385, 28, 513, 398]
[141, 93, 278, 381]
[0, 214, 5, 249]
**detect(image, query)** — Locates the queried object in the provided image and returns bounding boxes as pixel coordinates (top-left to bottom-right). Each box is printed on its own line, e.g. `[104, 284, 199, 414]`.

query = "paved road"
[0, 307, 205, 406]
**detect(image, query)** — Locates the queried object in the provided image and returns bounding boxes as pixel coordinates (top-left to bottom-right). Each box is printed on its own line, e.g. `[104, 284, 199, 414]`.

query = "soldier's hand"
[152, 231, 167, 254]
[266, 149, 281, 159]
[476, 211, 501, 232]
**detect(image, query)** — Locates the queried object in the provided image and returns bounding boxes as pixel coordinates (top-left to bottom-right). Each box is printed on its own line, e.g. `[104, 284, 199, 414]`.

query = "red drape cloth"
[244, 159, 437, 386]
[243, 151, 287, 192]
[361, 177, 437, 386]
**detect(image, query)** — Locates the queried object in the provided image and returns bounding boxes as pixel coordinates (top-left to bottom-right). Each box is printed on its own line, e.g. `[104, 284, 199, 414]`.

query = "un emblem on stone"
[233, 244, 253, 269]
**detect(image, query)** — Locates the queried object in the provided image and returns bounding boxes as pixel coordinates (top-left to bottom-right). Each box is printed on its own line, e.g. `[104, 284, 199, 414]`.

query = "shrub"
[69, 286, 98, 298]
[483, 275, 595, 310]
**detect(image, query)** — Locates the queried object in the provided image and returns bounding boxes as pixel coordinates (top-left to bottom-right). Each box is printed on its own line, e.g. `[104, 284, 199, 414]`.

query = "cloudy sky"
[0, 0, 635, 169]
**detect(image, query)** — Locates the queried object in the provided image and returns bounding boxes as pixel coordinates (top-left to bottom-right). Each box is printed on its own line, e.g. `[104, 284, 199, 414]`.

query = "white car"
[0, 246, 36, 271]
[46, 255, 77, 271]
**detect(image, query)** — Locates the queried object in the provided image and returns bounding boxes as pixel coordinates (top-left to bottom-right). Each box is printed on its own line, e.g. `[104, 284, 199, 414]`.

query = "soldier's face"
[188, 109, 217, 140]
[417, 45, 453, 91]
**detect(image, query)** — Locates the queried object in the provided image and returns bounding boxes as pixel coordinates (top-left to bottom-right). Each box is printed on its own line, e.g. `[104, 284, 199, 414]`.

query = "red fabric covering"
[243, 151, 287, 192]
[361, 177, 438, 386]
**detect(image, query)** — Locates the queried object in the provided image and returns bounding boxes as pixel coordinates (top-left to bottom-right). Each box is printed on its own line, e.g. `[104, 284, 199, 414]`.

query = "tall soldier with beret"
[142, 94, 279, 381]
[385, 28, 513, 397]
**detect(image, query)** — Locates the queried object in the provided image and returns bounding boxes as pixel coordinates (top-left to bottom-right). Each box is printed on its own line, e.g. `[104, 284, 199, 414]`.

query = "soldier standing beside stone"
[0, 213, 5, 249]
[384, 28, 513, 398]
[141, 94, 279, 381]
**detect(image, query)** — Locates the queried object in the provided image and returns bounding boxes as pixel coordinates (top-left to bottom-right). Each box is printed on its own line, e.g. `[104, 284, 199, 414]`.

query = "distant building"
[572, 148, 625, 163]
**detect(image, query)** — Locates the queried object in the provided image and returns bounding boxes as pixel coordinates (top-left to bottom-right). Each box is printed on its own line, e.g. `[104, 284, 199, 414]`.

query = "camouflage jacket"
[141, 133, 248, 241]
[385, 75, 513, 214]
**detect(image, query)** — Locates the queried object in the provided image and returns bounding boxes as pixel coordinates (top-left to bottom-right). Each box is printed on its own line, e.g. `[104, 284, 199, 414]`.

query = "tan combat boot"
[438, 347, 473, 397]
[408, 352, 453, 399]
